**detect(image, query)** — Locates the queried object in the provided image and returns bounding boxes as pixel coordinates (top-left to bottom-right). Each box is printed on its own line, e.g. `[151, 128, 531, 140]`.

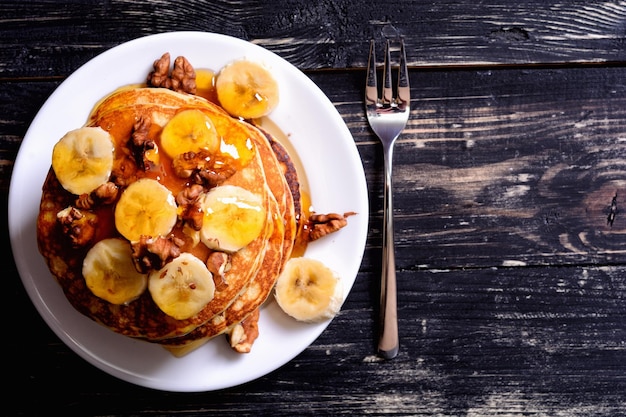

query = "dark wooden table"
[3, 1, 626, 415]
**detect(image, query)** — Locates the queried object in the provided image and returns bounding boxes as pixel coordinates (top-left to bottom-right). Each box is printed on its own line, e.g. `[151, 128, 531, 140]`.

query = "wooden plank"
[306, 66, 626, 269]
[0, 81, 59, 192]
[2, 0, 626, 76]
[3, 2, 626, 415]
[8, 262, 626, 414]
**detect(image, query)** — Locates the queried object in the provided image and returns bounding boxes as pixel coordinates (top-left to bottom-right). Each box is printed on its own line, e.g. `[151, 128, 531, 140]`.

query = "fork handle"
[378, 142, 399, 359]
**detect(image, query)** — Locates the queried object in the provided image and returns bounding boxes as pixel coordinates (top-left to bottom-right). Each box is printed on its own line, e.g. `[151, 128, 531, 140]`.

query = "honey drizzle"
[106, 73, 313, 261]
[253, 116, 312, 259]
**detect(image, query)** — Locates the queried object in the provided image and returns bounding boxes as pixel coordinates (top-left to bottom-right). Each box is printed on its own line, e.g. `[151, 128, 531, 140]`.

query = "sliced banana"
[114, 178, 178, 242]
[148, 252, 215, 320]
[160, 109, 219, 159]
[216, 59, 279, 119]
[82, 238, 148, 305]
[200, 184, 266, 252]
[275, 257, 343, 322]
[51, 126, 115, 195]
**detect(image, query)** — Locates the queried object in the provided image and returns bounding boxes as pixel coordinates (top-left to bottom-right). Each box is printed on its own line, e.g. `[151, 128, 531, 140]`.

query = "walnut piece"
[206, 251, 231, 291]
[195, 166, 236, 187]
[227, 308, 260, 353]
[75, 182, 119, 210]
[110, 156, 140, 188]
[147, 52, 196, 95]
[130, 235, 184, 274]
[147, 53, 172, 89]
[57, 206, 98, 247]
[171, 55, 196, 95]
[129, 115, 155, 170]
[176, 184, 204, 231]
[171, 151, 199, 179]
[305, 212, 356, 242]
[172, 151, 236, 187]
[93, 181, 119, 204]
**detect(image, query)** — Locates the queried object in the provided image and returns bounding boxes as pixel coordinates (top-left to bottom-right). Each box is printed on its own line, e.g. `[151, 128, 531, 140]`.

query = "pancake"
[161, 192, 286, 354]
[158, 110, 303, 352]
[37, 87, 297, 344]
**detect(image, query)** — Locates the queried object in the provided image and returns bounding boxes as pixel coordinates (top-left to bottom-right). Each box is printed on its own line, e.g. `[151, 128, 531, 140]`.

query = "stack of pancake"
[37, 86, 302, 356]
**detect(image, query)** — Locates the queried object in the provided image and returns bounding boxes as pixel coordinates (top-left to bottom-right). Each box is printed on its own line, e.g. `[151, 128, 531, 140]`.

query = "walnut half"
[304, 212, 356, 242]
[147, 52, 196, 95]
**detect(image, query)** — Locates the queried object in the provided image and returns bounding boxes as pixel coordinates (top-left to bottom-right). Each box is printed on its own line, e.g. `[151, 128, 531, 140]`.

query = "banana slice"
[215, 59, 279, 119]
[160, 109, 219, 158]
[148, 252, 215, 320]
[51, 126, 115, 195]
[275, 257, 343, 322]
[200, 184, 266, 252]
[114, 178, 178, 242]
[82, 238, 148, 305]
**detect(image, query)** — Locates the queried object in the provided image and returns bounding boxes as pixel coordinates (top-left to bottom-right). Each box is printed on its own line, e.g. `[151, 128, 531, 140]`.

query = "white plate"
[8, 32, 368, 392]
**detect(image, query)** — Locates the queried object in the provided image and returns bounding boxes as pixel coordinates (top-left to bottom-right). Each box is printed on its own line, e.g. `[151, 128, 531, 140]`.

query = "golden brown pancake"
[161, 192, 285, 352]
[37, 87, 300, 347]
[161, 124, 299, 353]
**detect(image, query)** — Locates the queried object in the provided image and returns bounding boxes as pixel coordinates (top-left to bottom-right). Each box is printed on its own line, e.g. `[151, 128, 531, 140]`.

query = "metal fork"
[365, 38, 410, 359]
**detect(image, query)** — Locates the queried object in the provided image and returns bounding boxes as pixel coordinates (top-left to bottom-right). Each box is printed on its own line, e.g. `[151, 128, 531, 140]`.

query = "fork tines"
[366, 38, 410, 112]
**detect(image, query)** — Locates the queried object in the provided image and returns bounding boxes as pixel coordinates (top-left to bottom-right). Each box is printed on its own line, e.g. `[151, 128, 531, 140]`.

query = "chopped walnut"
[172, 151, 236, 187]
[128, 115, 155, 170]
[172, 151, 203, 179]
[195, 166, 236, 187]
[176, 184, 204, 231]
[305, 212, 356, 242]
[147, 52, 196, 94]
[130, 235, 184, 274]
[111, 156, 140, 187]
[206, 251, 231, 291]
[74, 194, 90, 209]
[75, 182, 119, 210]
[57, 206, 98, 247]
[176, 183, 203, 205]
[93, 181, 119, 204]
[228, 324, 245, 348]
[227, 308, 260, 353]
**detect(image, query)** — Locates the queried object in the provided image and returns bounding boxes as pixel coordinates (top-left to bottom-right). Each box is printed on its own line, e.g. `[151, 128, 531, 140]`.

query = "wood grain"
[308, 67, 626, 270]
[8, 261, 626, 415]
[2, 0, 626, 76]
[3, 1, 626, 415]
